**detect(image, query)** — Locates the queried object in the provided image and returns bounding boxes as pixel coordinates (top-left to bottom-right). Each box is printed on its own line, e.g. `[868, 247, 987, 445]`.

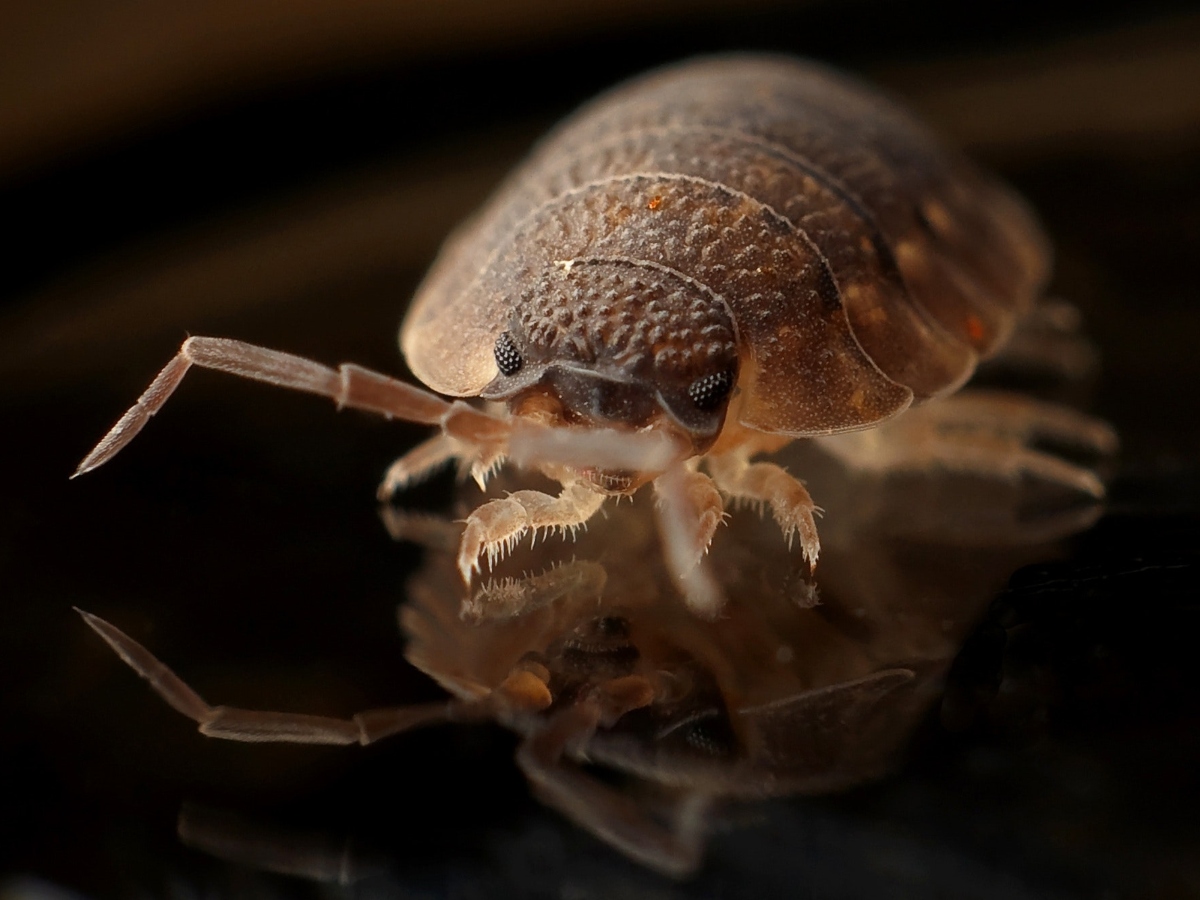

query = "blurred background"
[2, 0, 1198, 897]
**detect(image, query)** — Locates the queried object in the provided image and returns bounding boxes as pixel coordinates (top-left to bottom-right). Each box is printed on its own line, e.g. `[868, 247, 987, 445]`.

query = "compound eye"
[687, 370, 733, 411]
[494, 331, 523, 376]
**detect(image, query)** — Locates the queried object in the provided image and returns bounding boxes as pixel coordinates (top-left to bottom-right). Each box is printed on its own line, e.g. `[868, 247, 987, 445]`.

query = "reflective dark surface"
[2, 2, 1199, 897]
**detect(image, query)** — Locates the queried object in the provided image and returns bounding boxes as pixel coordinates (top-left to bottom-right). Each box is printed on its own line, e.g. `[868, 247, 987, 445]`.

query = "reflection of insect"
[75, 56, 1072, 616]
[78, 427, 1110, 878]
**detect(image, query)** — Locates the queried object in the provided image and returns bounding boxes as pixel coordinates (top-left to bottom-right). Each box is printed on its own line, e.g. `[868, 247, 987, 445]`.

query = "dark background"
[2, 0, 1198, 896]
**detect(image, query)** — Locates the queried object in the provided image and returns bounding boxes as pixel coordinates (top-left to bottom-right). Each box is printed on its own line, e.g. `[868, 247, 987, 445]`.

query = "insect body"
[76, 55, 1056, 617]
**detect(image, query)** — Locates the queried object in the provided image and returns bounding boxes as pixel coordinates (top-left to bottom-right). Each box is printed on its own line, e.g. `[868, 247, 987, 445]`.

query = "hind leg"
[816, 390, 1116, 498]
[977, 299, 1101, 384]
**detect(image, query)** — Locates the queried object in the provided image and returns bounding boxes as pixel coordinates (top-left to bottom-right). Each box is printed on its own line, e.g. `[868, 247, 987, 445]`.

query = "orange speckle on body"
[647, 195, 663, 210]
[861, 305, 888, 326]
[965, 315, 985, 343]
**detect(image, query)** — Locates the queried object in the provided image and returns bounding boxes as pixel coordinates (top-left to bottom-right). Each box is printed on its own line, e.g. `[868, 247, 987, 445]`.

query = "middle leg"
[706, 448, 821, 567]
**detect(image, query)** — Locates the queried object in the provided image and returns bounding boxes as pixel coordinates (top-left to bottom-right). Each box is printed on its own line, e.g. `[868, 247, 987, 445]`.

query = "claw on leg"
[707, 453, 821, 568]
[456, 482, 606, 584]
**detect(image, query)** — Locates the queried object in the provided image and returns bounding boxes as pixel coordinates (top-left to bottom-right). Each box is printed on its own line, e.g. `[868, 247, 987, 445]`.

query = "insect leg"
[816, 390, 1115, 499]
[979, 299, 1101, 384]
[507, 423, 687, 475]
[377, 507, 464, 552]
[706, 451, 821, 568]
[73, 337, 509, 477]
[76, 608, 464, 746]
[456, 482, 606, 587]
[918, 390, 1117, 457]
[176, 804, 374, 884]
[652, 465, 727, 619]
[462, 559, 607, 621]
[517, 702, 710, 878]
[376, 433, 461, 500]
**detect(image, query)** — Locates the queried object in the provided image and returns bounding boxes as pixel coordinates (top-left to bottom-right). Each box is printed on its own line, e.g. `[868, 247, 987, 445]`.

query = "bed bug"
[77, 422, 1111, 878]
[74, 55, 1072, 617]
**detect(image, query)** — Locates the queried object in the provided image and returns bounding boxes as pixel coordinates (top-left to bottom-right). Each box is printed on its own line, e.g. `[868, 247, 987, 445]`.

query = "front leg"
[456, 481, 606, 584]
[706, 450, 821, 568]
[73, 336, 510, 478]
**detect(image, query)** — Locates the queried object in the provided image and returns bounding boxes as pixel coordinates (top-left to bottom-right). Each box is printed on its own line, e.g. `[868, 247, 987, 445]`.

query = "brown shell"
[402, 55, 1049, 437]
